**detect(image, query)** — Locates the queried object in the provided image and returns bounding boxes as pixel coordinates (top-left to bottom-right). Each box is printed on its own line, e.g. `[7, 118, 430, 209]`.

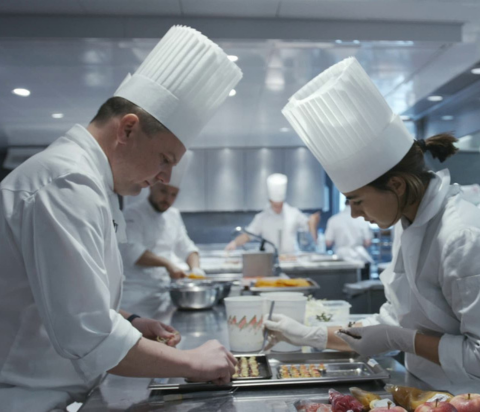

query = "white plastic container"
[224, 296, 265, 352]
[306, 299, 351, 327]
[261, 292, 307, 352]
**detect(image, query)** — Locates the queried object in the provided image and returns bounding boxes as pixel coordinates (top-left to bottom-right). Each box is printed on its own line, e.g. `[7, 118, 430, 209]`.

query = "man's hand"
[190, 267, 206, 277]
[166, 263, 187, 279]
[131, 318, 181, 347]
[336, 324, 417, 357]
[224, 240, 237, 251]
[183, 340, 237, 385]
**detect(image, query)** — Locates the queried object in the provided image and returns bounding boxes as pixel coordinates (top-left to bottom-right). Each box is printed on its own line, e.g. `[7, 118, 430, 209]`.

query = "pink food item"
[329, 389, 365, 412]
[297, 403, 333, 412]
[449, 394, 480, 412]
[415, 400, 458, 412]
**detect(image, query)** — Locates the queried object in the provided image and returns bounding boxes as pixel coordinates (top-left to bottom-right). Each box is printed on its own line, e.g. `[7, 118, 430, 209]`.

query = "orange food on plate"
[188, 273, 206, 279]
[254, 278, 310, 288]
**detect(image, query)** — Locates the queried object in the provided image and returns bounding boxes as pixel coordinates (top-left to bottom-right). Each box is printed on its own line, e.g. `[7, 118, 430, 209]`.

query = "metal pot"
[169, 283, 220, 310]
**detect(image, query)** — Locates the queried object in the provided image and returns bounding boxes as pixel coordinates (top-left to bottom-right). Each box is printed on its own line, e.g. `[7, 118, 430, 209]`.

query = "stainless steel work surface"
[79, 304, 431, 411]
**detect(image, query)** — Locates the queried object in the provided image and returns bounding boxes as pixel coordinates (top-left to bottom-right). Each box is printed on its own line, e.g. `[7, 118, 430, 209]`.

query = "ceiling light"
[335, 40, 343, 44]
[12, 88, 30, 97]
[52, 113, 64, 119]
[280, 127, 290, 133]
[228, 55, 238, 62]
[441, 115, 454, 121]
[229, 89, 236, 97]
[400, 115, 411, 121]
[471, 68, 480, 75]
[427, 95, 443, 102]
[353, 40, 360, 44]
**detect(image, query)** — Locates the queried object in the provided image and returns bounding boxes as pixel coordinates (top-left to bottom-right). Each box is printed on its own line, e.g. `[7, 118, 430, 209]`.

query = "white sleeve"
[246, 213, 263, 237]
[173, 211, 198, 261]
[325, 219, 334, 243]
[119, 208, 148, 268]
[359, 301, 400, 327]
[22, 174, 141, 382]
[438, 228, 480, 383]
[296, 210, 309, 231]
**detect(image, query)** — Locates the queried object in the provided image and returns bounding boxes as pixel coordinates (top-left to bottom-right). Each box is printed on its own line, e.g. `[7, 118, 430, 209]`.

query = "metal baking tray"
[205, 273, 243, 282]
[185, 354, 272, 383]
[249, 278, 320, 294]
[148, 352, 389, 392]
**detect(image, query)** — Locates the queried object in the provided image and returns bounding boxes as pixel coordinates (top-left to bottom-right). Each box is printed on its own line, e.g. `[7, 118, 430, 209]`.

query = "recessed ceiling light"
[228, 55, 238, 62]
[441, 115, 454, 121]
[427, 95, 443, 102]
[52, 113, 64, 119]
[400, 115, 411, 121]
[280, 127, 290, 133]
[229, 89, 236, 97]
[335, 40, 343, 44]
[12, 88, 30, 97]
[353, 40, 360, 44]
[471, 68, 480, 75]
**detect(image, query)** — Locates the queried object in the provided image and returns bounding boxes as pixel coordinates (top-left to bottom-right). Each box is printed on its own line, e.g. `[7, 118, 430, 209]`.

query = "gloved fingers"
[335, 330, 360, 350]
[264, 332, 280, 351]
[269, 313, 287, 322]
[343, 326, 364, 337]
[264, 319, 281, 331]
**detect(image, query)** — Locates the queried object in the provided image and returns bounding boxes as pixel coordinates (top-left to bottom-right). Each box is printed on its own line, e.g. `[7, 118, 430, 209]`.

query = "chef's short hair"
[91, 97, 168, 136]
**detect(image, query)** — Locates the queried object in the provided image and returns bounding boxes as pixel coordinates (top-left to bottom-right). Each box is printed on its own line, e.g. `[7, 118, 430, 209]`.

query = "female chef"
[265, 57, 480, 394]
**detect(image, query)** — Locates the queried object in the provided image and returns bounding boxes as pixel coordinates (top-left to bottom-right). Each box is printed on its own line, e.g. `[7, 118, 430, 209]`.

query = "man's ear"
[116, 114, 139, 145]
[388, 176, 406, 197]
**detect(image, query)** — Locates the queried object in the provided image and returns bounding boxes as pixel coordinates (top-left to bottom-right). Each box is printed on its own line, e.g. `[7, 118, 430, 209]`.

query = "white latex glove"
[336, 324, 417, 357]
[190, 267, 206, 277]
[264, 313, 328, 350]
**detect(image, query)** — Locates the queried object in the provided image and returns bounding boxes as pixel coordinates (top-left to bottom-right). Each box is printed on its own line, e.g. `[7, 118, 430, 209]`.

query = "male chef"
[226, 173, 318, 253]
[120, 155, 205, 316]
[0, 26, 242, 411]
[325, 200, 373, 279]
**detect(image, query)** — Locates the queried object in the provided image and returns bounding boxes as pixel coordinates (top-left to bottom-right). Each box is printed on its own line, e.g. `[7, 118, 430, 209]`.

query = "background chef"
[225, 173, 318, 253]
[325, 199, 373, 279]
[120, 155, 205, 317]
[0, 25, 242, 411]
[266, 57, 480, 394]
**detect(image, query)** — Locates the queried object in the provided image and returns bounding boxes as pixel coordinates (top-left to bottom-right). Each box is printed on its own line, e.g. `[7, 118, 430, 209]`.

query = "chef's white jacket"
[0, 125, 142, 411]
[325, 206, 373, 263]
[361, 170, 480, 394]
[246, 203, 309, 254]
[120, 200, 198, 314]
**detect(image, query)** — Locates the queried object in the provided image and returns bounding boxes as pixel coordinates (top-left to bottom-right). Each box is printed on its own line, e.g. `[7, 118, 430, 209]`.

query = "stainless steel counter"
[199, 251, 364, 300]
[80, 304, 430, 411]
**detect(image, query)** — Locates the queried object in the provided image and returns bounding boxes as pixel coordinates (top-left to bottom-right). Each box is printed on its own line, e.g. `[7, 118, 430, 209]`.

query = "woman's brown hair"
[368, 133, 458, 218]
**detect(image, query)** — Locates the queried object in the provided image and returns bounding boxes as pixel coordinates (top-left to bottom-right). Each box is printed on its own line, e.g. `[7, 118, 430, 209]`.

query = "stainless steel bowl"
[169, 283, 220, 310]
[212, 281, 232, 301]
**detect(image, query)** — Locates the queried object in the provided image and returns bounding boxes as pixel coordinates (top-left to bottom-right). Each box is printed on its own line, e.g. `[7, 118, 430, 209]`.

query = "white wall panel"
[284, 147, 324, 210]
[175, 150, 207, 212]
[244, 148, 284, 210]
[206, 149, 245, 211]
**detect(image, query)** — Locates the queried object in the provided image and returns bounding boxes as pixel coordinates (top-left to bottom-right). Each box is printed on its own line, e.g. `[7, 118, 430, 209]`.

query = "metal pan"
[249, 278, 320, 294]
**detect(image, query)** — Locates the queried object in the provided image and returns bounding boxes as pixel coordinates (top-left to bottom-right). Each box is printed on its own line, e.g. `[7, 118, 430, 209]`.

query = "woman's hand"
[264, 314, 328, 350]
[131, 318, 181, 347]
[336, 324, 416, 357]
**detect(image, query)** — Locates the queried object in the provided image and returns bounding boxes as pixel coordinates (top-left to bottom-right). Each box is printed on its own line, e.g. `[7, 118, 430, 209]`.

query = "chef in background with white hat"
[0, 26, 242, 411]
[265, 57, 480, 394]
[120, 153, 205, 317]
[225, 173, 318, 254]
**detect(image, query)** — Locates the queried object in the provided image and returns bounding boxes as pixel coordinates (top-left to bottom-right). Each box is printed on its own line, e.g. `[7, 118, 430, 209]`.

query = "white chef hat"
[114, 25, 243, 150]
[168, 151, 192, 189]
[282, 57, 414, 193]
[267, 173, 288, 202]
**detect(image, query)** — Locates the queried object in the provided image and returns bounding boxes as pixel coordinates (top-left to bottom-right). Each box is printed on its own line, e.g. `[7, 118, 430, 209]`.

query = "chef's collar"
[401, 169, 452, 230]
[64, 124, 115, 194]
